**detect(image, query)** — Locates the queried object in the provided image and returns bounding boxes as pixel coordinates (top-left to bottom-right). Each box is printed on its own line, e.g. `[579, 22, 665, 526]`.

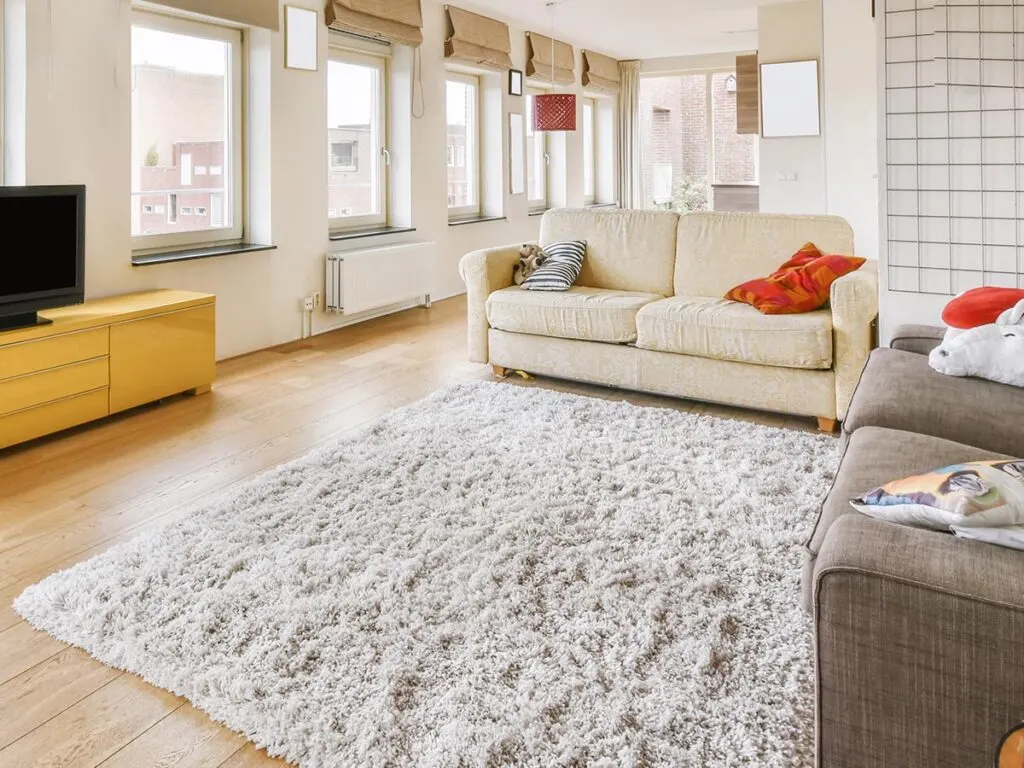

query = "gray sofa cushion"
[842, 347, 1024, 457]
[800, 425, 1011, 610]
[889, 324, 945, 355]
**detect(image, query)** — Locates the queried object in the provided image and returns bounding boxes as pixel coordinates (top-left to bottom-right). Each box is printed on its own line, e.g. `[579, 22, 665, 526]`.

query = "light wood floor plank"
[0, 648, 121, 750]
[96, 703, 247, 768]
[0, 295, 817, 767]
[0, 622, 66, 686]
[0, 673, 182, 768]
[216, 743, 291, 768]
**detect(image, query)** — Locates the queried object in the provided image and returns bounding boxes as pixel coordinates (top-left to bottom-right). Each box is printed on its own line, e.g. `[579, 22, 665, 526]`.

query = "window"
[196, 166, 208, 176]
[582, 98, 596, 204]
[330, 141, 358, 171]
[640, 72, 760, 213]
[210, 166, 223, 175]
[196, 206, 207, 215]
[142, 204, 154, 214]
[526, 88, 548, 211]
[131, 12, 243, 248]
[328, 48, 388, 231]
[181, 206, 194, 215]
[446, 73, 480, 218]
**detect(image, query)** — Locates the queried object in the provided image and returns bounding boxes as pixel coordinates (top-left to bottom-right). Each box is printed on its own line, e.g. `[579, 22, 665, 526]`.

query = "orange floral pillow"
[725, 242, 866, 315]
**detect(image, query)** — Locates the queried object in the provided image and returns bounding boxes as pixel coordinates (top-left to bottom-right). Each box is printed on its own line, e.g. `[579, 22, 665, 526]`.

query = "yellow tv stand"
[0, 289, 215, 451]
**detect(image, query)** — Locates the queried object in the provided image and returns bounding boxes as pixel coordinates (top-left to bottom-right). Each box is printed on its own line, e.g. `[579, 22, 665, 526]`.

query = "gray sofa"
[805, 324, 1024, 767]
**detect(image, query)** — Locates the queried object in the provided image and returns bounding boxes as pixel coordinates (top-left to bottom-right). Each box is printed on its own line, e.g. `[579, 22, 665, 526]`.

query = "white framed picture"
[285, 6, 318, 72]
[760, 60, 820, 138]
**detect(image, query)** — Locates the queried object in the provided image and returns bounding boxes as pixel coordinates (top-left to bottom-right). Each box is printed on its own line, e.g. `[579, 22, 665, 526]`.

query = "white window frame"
[527, 86, 549, 212]
[582, 97, 597, 205]
[446, 71, 482, 220]
[328, 46, 389, 232]
[130, 11, 244, 251]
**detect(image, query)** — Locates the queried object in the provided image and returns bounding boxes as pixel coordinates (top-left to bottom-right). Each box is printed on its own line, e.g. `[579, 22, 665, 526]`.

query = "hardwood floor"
[0, 295, 819, 767]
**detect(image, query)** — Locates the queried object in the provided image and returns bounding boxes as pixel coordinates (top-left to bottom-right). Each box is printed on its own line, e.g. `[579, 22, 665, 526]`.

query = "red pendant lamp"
[533, 1, 576, 132]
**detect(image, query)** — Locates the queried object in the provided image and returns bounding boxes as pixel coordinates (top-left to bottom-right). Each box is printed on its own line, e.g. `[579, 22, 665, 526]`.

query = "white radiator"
[326, 241, 435, 315]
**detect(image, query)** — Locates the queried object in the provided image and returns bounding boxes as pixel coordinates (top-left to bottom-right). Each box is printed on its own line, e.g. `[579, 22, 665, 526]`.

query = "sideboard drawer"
[0, 388, 109, 450]
[0, 328, 109, 381]
[0, 357, 110, 417]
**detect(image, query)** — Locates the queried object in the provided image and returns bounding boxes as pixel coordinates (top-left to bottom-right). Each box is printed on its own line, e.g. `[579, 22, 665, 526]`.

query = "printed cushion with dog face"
[521, 240, 587, 292]
[724, 242, 866, 315]
[850, 459, 1024, 531]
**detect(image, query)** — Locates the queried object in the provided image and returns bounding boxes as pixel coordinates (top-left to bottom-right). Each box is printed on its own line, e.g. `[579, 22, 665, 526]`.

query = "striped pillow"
[521, 240, 587, 291]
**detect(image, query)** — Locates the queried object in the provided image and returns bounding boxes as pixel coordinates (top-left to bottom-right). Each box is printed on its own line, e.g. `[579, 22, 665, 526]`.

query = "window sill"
[586, 202, 620, 210]
[528, 208, 551, 217]
[448, 215, 507, 227]
[329, 225, 416, 242]
[131, 242, 277, 267]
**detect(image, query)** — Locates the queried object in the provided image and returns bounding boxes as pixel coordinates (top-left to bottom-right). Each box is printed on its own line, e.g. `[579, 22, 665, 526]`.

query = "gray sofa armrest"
[890, 324, 945, 355]
[814, 514, 1024, 768]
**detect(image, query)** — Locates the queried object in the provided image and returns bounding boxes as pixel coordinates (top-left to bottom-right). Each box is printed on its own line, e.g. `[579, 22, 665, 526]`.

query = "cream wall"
[822, 0, 878, 262]
[756, 0, 826, 216]
[14, 0, 610, 359]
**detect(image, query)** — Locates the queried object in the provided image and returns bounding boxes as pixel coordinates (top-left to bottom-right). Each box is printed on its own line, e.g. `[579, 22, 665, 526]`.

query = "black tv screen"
[0, 186, 85, 316]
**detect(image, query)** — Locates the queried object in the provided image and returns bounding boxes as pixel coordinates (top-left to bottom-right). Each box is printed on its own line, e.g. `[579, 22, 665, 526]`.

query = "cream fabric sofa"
[458, 209, 878, 427]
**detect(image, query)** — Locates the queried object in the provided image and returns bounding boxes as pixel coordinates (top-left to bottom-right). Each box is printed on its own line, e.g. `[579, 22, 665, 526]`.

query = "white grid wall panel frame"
[884, 0, 1024, 294]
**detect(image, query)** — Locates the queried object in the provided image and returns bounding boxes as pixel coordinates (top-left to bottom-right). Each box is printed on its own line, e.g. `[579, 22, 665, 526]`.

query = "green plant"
[144, 144, 160, 167]
[671, 174, 709, 213]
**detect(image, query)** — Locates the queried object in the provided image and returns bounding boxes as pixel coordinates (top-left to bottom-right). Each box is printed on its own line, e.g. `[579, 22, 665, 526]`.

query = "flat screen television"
[0, 185, 86, 331]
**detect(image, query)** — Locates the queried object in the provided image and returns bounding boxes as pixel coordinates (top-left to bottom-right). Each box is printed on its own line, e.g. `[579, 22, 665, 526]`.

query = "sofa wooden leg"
[492, 365, 509, 379]
[817, 417, 838, 433]
[191, 384, 212, 396]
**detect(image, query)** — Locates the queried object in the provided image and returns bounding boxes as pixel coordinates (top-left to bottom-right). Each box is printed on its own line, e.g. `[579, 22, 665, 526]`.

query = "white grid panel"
[885, 0, 1024, 294]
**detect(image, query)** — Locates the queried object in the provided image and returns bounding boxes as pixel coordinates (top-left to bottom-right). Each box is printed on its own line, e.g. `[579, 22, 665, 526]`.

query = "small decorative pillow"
[725, 243, 866, 315]
[851, 459, 1024, 530]
[942, 287, 1024, 330]
[521, 240, 586, 292]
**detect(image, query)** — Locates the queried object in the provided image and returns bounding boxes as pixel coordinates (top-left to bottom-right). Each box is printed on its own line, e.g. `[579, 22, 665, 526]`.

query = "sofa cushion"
[675, 212, 855, 299]
[844, 347, 1024, 457]
[486, 286, 661, 344]
[540, 208, 679, 296]
[800, 426, 1011, 610]
[634, 296, 833, 369]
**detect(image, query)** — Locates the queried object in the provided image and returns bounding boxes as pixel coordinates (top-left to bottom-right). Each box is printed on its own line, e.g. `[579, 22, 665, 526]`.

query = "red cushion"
[942, 287, 1024, 329]
[725, 243, 866, 315]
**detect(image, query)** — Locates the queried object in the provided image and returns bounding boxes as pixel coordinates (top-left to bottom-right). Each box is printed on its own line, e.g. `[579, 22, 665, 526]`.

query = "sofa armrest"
[890, 324, 945, 355]
[830, 262, 879, 422]
[814, 514, 1024, 768]
[458, 244, 523, 363]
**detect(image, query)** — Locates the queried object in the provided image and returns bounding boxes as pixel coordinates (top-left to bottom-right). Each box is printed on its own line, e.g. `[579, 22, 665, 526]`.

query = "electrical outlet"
[303, 297, 315, 312]
[312, 291, 322, 309]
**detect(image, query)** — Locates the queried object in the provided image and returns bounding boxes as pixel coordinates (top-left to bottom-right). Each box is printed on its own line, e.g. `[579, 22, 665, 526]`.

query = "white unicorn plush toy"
[930, 299, 1024, 387]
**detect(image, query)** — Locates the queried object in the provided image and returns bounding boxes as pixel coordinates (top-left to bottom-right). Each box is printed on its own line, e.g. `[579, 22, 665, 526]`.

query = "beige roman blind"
[526, 32, 575, 85]
[582, 50, 620, 93]
[736, 53, 759, 135]
[444, 6, 512, 70]
[155, 0, 280, 30]
[325, 0, 423, 47]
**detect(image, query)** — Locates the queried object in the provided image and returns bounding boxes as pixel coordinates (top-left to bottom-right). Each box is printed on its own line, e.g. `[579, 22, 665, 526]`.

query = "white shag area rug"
[16, 382, 837, 768]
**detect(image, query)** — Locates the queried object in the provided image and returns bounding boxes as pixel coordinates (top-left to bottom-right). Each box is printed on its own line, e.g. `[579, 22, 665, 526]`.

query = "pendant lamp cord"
[548, 2, 555, 89]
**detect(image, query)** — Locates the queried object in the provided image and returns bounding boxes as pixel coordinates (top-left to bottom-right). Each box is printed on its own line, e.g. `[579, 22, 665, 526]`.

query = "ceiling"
[459, 0, 788, 60]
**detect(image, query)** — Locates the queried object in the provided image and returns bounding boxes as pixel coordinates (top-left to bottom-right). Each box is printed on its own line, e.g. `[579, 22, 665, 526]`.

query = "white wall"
[16, 0, 608, 359]
[822, 0, 878, 262]
[756, 0, 826, 216]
